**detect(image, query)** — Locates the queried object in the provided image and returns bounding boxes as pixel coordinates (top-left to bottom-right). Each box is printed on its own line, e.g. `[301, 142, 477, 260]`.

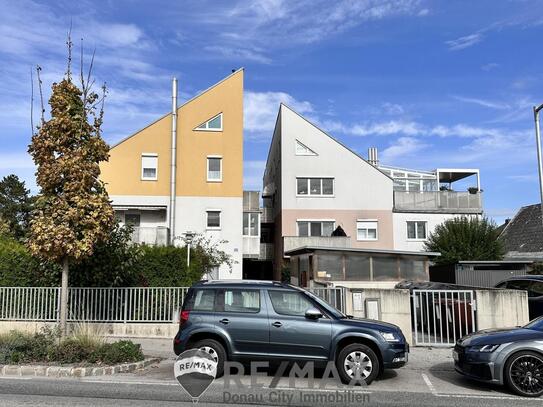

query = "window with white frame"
[207, 157, 222, 182]
[194, 113, 223, 131]
[141, 154, 158, 180]
[407, 221, 427, 240]
[295, 140, 317, 156]
[356, 220, 378, 241]
[243, 212, 259, 236]
[297, 220, 335, 237]
[296, 178, 334, 196]
[206, 210, 221, 229]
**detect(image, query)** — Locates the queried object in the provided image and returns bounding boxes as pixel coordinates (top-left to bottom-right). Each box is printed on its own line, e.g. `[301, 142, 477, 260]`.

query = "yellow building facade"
[100, 69, 244, 279]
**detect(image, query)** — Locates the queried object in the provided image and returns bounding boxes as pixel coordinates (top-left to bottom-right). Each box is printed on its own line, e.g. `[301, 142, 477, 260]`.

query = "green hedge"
[0, 230, 206, 287]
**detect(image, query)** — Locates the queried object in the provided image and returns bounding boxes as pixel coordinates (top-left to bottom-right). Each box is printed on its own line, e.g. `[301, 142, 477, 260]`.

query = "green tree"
[27, 44, 114, 334]
[424, 216, 505, 265]
[0, 175, 34, 239]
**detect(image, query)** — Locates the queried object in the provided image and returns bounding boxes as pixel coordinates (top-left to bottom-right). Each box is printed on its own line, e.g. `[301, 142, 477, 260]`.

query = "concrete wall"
[0, 321, 178, 338]
[348, 288, 413, 344]
[475, 289, 529, 330]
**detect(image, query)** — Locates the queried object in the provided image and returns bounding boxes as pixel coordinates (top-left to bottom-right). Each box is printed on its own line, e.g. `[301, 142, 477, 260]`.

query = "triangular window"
[195, 113, 223, 131]
[295, 140, 317, 156]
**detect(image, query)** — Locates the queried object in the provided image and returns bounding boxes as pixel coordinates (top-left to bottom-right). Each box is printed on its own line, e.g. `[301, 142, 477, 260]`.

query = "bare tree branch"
[36, 65, 45, 124]
[66, 22, 73, 81]
[30, 67, 34, 135]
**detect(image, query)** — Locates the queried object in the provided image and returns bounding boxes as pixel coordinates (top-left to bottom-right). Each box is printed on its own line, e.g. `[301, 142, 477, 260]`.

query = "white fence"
[412, 289, 476, 346]
[0, 286, 345, 322]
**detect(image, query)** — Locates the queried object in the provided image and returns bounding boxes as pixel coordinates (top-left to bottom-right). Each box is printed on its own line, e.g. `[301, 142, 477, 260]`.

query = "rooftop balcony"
[283, 236, 351, 254]
[130, 226, 169, 246]
[394, 191, 483, 214]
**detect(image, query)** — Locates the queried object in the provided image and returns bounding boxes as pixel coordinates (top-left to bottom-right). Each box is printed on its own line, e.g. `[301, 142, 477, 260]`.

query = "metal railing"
[0, 287, 60, 321]
[412, 289, 476, 346]
[130, 227, 169, 246]
[394, 191, 482, 213]
[309, 287, 347, 314]
[0, 286, 345, 322]
[0, 287, 188, 323]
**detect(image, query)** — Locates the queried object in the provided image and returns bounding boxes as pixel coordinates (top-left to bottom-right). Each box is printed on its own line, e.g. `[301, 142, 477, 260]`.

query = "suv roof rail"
[192, 280, 293, 287]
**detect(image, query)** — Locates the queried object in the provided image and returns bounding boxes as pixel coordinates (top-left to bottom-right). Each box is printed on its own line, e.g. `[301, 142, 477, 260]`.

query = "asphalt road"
[1, 343, 542, 406]
[0, 375, 542, 407]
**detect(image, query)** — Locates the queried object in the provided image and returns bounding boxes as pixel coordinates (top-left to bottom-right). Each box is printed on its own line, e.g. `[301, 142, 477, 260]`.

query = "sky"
[1, 0, 542, 224]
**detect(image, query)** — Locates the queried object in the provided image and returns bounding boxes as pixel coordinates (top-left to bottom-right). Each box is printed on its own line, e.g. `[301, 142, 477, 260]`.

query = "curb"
[0, 358, 161, 378]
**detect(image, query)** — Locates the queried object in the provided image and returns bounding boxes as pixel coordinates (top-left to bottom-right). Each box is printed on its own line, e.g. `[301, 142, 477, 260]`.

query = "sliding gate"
[412, 290, 476, 346]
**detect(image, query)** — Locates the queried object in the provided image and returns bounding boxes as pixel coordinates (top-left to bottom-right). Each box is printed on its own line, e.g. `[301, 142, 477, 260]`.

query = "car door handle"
[272, 321, 282, 328]
[219, 318, 230, 325]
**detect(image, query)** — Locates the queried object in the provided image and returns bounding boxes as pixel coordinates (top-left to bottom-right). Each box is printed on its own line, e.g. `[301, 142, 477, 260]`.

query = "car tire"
[504, 351, 543, 397]
[191, 339, 226, 378]
[336, 343, 380, 385]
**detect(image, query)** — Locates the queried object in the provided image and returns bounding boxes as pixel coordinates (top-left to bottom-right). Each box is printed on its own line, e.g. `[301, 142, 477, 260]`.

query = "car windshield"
[300, 288, 346, 319]
[524, 317, 543, 331]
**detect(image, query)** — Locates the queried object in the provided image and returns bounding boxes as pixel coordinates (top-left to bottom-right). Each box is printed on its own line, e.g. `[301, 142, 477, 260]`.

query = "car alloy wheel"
[344, 350, 373, 379]
[509, 354, 543, 396]
[199, 346, 219, 363]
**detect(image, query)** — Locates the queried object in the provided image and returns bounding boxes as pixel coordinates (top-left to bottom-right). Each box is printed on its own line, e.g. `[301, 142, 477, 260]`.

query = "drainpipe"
[169, 77, 178, 245]
[534, 103, 543, 228]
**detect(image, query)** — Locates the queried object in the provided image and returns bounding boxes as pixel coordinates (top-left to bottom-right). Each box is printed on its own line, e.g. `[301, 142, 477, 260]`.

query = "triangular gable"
[295, 139, 317, 156]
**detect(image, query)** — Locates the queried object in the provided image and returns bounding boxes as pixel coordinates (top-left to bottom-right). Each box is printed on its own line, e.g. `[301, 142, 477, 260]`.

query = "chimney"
[368, 147, 379, 166]
[169, 77, 178, 244]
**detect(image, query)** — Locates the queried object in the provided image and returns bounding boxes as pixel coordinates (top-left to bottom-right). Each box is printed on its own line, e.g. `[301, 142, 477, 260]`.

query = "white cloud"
[481, 62, 499, 71]
[244, 90, 313, 135]
[179, 0, 427, 63]
[446, 33, 483, 51]
[243, 160, 267, 190]
[380, 137, 428, 162]
[451, 95, 509, 110]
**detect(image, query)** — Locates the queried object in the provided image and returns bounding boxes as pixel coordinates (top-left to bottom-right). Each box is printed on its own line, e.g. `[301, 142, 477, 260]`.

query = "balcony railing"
[283, 236, 351, 254]
[394, 191, 482, 213]
[261, 207, 274, 223]
[130, 226, 169, 246]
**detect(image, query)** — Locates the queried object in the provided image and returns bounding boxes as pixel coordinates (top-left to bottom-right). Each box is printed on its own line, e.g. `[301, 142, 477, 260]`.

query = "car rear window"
[184, 289, 215, 311]
[217, 289, 260, 313]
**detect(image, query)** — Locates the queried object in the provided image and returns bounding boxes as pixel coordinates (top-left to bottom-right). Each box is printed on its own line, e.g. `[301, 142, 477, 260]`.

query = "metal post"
[534, 104, 543, 226]
[187, 243, 191, 267]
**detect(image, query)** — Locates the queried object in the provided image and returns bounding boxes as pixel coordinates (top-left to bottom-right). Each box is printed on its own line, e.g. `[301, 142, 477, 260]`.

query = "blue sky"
[1, 0, 542, 224]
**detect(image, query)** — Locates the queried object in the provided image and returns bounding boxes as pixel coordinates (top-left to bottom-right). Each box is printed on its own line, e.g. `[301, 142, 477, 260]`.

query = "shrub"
[0, 328, 57, 364]
[135, 245, 204, 287]
[91, 340, 143, 365]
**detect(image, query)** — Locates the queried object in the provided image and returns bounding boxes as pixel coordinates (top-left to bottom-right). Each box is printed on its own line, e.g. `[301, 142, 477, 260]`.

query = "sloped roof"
[500, 203, 543, 254]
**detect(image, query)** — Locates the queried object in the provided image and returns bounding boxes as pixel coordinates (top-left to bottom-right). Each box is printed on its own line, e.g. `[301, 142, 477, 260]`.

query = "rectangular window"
[296, 178, 334, 196]
[243, 212, 259, 236]
[206, 210, 221, 229]
[221, 289, 260, 313]
[407, 221, 427, 240]
[356, 220, 378, 241]
[297, 221, 335, 237]
[141, 154, 158, 180]
[207, 157, 222, 182]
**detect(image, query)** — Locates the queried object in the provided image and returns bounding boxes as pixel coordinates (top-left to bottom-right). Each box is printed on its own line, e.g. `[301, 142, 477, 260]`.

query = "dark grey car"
[454, 317, 543, 397]
[173, 280, 409, 384]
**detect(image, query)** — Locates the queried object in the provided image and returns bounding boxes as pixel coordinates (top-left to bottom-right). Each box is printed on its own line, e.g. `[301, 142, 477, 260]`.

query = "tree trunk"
[59, 258, 69, 336]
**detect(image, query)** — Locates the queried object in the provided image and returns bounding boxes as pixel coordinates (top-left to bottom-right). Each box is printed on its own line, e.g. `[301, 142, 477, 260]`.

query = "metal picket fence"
[0, 286, 345, 322]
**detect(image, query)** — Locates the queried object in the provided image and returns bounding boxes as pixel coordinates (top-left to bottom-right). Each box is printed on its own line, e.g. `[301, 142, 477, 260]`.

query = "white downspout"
[169, 77, 178, 245]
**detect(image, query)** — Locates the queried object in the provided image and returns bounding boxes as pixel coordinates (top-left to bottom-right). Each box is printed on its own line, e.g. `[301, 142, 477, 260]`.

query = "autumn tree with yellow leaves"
[28, 40, 114, 334]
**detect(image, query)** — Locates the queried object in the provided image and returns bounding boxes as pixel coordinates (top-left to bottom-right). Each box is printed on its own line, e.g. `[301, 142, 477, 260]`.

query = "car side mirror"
[305, 308, 323, 319]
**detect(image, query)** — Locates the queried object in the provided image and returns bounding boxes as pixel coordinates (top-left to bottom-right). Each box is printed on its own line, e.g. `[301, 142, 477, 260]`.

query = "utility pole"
[534, 103, 543, 226]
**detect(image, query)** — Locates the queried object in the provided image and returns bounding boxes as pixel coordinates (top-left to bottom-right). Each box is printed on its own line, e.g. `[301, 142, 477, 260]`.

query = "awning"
[113, 206, 167, 211]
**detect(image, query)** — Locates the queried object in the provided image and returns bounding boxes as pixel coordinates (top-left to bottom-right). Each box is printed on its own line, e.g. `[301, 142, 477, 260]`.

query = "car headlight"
[380, 331, 401, 343]
[468, 344, 500, 353]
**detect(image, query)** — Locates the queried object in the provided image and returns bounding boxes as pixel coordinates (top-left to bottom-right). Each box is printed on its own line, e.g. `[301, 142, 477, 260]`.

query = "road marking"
[273, 386, 371, 394]
[421, 373, 437, 396]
